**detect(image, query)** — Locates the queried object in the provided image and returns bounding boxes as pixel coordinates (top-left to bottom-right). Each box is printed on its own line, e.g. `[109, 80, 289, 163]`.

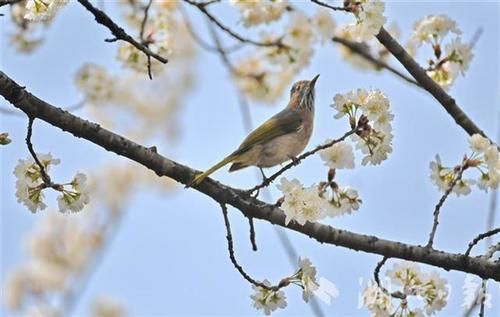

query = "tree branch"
[465, 227, 500, 258]
[331, 36, 420, 88]
[77, 0, 168, 79]
[426, 163, 467, 248]
[183, 0, 285, 48]
[375, 27, 488, 139]
[220, 203, 282, 291]
[1, 70, 499, 282]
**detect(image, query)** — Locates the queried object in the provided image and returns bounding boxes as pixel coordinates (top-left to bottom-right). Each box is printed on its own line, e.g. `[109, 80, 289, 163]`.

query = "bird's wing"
[233, 109, 303, 155]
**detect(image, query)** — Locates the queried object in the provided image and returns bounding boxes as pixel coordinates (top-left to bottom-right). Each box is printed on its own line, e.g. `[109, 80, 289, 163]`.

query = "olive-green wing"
[233, 110, 303, 155]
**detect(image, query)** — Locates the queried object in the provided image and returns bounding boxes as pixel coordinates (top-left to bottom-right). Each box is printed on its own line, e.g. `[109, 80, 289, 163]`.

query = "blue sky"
[1, 1, 499, 316]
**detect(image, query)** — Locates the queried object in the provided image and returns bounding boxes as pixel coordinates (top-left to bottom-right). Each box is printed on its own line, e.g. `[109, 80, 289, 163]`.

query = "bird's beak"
[310, 74, 320, 88]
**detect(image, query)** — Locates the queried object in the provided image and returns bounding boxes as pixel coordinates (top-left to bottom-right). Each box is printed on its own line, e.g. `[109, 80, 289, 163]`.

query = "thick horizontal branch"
[375, 27, 487, 139]
[1, 70, 499, 282]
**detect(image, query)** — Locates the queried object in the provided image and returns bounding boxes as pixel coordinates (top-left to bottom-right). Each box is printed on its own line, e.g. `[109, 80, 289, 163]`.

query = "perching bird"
[190, 74, 319, 186]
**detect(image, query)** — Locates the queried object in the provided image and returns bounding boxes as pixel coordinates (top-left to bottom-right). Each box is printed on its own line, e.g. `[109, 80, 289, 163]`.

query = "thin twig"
[25, 117, 51, 185]
[77, 0, 167, 79]
[478, 279, 486, 317]
[248, 129, 357, 194]
[310, 0, 350, 12]
[139, 0, 153, 41]
[219, 203, 282, 291]
[373, 256, 405, 299]
[373, 256, 389, 293]
[464, 227, 500, 258]
[179, 4, 244, 54]
[332, 36, 420, 88]
[426, 163, 467, 248]
[248, 217, 258, 251]
[0, 0, 20, 8]
[183, 0, 285, 48]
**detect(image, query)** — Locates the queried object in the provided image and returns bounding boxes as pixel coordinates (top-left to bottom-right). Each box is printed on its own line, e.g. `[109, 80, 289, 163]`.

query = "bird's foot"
[289, 155, 300, 166]
[259, 168, 271, 185]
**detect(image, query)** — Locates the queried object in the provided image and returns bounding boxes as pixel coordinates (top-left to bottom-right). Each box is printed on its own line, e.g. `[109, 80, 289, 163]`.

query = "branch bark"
[77, 0, 168, 79]
[1, 70, 499, 282]
[375, 27, 487, 139]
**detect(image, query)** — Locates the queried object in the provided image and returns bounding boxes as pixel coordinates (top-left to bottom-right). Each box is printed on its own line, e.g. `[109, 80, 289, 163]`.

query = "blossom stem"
[25, 116, 51, 185]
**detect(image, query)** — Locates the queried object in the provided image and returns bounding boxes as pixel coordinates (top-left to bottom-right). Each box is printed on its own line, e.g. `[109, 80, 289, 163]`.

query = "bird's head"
[288, 74, 320, 112]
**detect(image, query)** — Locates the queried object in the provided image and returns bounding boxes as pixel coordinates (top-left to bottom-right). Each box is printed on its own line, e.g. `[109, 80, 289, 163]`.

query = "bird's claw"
[289, 156, 300, 166]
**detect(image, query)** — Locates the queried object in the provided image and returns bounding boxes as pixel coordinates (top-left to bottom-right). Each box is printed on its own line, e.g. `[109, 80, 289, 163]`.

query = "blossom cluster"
[361, 261, 449, 316]
[7, 0, 65, 53]
[277, 177, 361, 226]
[14, 153, 90, 213]
[74, 21, 195, 143]
[232, 9, 336, 103]
[331, 88, 394, 166]
[229, 0, 287, 27]
[407, 15, 473, 90]
[250, 257, 322, 315]
[3, 213, 102, 314]
[430, 134, 499, 195]
[344, 0, 386, 41]
[23, 0, 68, 22]
[75, 64, 115, 103]
[462, 275, 492, 311]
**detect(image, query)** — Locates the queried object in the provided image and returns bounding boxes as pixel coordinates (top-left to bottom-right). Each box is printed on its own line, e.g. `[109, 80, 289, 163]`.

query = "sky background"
[1, 1, 499, 316]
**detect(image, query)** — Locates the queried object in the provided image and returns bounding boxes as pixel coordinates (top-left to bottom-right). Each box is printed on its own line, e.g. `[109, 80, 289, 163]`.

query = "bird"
[190, 74, 319, 186]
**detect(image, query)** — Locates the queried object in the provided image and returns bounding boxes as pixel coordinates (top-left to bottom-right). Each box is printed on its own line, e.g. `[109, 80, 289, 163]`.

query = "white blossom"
[230, 0, 287, 28]
[313, 8, 336, 42]
[319, 141, 355, 169]
[410, 15, 461, 46]
[468, 134, 490, 153]
[452, 178, 474, 197]
[57, 172, 90, 213]
[24, 0, 68, 22]
[360, 281, 392, 317]
[117, 42, 170, 75]
[332, 88, 394, 166]
[419, 271, 449, 315]
[296, 257, 319, 302]
[277, 178, 325, 225]
[345, 0, 386, 41]
[75, 64, 114, 103]
[25, 305, 60, 317]
[334, 27, 375, 70]
[250, 280, 287, 315]
[445, 37, 474, 77]
[338, 187, 361, 213]
[13, 153, 60, 213]
[91, 296, 127, 317]
[462, 275, 492, 310]
[386, 261, 424, 293]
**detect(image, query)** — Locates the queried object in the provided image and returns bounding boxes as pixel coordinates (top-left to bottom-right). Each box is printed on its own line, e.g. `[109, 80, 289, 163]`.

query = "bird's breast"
[257, 123, 313, 168]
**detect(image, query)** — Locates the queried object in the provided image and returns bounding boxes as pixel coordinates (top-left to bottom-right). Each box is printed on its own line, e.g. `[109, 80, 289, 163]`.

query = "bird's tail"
[189, 155, 236, 186]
